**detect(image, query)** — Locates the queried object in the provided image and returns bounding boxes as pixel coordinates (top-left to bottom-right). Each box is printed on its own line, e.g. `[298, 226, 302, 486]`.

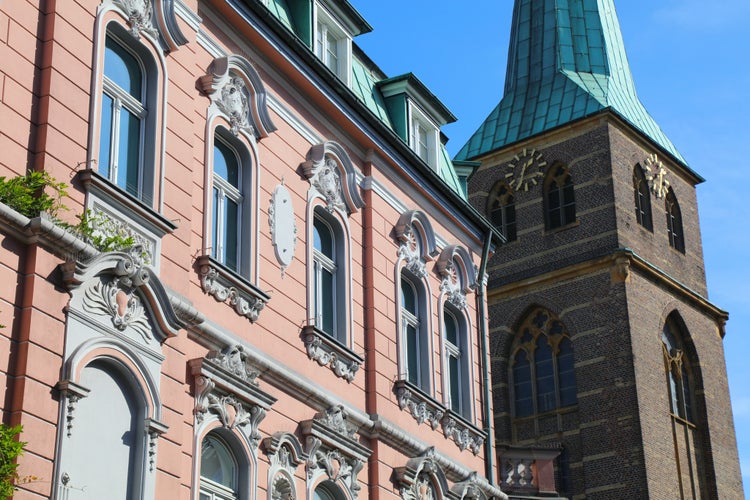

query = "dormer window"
[409, 105, 438, 168]
[314, 5, 351, 84]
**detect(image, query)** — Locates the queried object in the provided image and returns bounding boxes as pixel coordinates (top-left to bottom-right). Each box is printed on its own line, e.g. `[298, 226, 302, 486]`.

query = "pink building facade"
[0, 0, 540, 498]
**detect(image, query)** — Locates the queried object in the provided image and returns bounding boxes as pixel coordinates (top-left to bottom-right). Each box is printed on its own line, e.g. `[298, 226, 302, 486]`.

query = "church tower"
[457, 1, 743, 497]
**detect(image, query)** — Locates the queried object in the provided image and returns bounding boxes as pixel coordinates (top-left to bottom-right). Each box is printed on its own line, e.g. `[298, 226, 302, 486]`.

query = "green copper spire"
[455, 0, 686, 165]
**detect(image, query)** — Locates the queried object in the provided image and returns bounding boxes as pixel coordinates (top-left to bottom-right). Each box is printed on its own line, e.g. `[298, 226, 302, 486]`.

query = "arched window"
[661, 314, 707, 497]
[200, 433, 240, 500]
[62, 360, 146, 498]
[99, 33, 147, 199]
[212, 134, 244, 273]
[661, 317, 694, 422]
[510, 308, 577, 417]
[401, 272, 429, 390]
[312, 208, 346, 342]
[314, 481, 345, 500]
[444, 306, 471, 418]
[665, 188, 685, 253]
[544, 164, 576, 230]
[488, 182, 517, 242]
[633, 165, 653, 231]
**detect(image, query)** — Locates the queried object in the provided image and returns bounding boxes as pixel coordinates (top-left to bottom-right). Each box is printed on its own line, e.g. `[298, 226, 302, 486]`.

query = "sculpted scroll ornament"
[115, 0, 157, 38]
[395, 384, 444, 430]
[218, 76, 252, 136]
[398, 226, 427, 279]
[82, 246, 152, 342]
[440, 263, 467, 309]
[302, 326, 362, 382]
[206, 344, 260, 385]
[441, 415, 484, 455]
[306, 437, 364, 495]
[314, 158, 345, 213]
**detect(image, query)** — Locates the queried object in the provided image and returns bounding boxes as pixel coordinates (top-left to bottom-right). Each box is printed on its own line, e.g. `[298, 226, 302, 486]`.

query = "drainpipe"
[477, 230, 496, 485]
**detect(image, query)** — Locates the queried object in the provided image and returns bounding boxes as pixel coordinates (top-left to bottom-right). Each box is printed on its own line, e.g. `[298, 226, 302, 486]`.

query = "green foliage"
[0, 171, 68, 218]
[74, 209, 137, 253]
[0, 425, 24, 499]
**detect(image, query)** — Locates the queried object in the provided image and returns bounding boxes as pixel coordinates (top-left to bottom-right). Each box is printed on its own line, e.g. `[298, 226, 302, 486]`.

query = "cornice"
[487, 248, 727, 332]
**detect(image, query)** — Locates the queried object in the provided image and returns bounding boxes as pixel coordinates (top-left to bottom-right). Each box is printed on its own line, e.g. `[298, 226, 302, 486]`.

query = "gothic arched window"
[633, 165, 653, 231]
[665, 188, 685, 253]
[510, 308, 577, 418]
[544, 164, 576, 230]
[488, 182, 517, 242]
[661, 316, 694, 422]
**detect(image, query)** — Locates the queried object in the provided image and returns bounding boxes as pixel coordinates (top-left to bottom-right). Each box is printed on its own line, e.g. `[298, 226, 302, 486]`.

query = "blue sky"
[355, 0, 750, 493]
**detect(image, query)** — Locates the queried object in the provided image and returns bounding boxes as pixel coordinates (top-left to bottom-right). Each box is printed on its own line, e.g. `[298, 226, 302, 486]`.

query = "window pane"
[214, 140, 239, 187]
[513, 350, 533, 417]
[535, 338, 555, 412]
[201, 435, 237, 489]
[444, 311, 457, 345]
[449, 355, 460, 413]
[314, 218, 333, 257]
[104, 37, 142, 98]
[118, 107, 141, 197]
[401, 280, 416, 313]
[406, 324, 419, 385]
[224, 199, 238, 271]
[681, 366, 693, 421]
[212, 188, 220, 258]
[99, 93, 114, 180]
[320, 268, 334, 335]
[557, 338, 577, 407]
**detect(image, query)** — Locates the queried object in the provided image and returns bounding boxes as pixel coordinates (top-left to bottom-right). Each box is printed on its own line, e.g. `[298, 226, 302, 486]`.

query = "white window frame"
[314, 4, 351, 84]
[313, 215, 339, 338]
[400, 272, 430, 391]
[409, 104, 439, 170]
[100, 34, 147, 198]
[212, 136, 244, 270]
[444, 308, 466, 416]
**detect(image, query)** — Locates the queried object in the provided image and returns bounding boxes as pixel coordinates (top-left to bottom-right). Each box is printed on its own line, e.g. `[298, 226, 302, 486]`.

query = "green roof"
[456, 0, 686, 166]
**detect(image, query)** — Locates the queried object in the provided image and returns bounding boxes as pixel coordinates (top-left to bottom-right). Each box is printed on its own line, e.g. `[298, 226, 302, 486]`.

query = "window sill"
[393, 380, 445, 430]
[441, 409, 486, 455]
[196, 255, 270, 323]
[78, 169, 177, 236]
[543, 219, 580, 235]
[301, 325, 363, 383]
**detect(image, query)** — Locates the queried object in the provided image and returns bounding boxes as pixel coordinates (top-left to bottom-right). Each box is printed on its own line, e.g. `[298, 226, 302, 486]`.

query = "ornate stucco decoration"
[80, 207, 156, 264]
[436, 245, 477, 309]
[440, 412, 485, 456]
[644, 153, 670, 199]
[263, 432, 306, 500]
[301, 325, 364, 382]
[110, 0, 188, 50]
[115, 0, 157, 38]
[199, 55, 277, 139]
[393, 448, 451, 500]
[393, 380, 445, 430]
[197, 255, 270, 323]
[190, 345, 276, 447]
[300, 405, 372, 499]
[394, 210, 438, 279]
[56, 381, 90, 438]
[302, 142, 365, 215]
[269, 179, 297, 277]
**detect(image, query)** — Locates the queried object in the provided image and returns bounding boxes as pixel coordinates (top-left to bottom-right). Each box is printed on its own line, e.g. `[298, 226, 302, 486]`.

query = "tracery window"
[544, 164, 576, 230]
[665, 188, 685, 253]
[662, 316, 694, 422]
[488, 182, 517, 242]
[510, 308, 577, 417]
[633, 165, 653, 231]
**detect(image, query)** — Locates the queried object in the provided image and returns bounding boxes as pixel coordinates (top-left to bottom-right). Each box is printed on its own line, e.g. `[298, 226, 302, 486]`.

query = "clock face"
[504, 148, 547, 192]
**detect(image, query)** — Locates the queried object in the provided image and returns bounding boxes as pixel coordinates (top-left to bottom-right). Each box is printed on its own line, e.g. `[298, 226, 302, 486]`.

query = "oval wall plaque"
[269, 182, 296, 277]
